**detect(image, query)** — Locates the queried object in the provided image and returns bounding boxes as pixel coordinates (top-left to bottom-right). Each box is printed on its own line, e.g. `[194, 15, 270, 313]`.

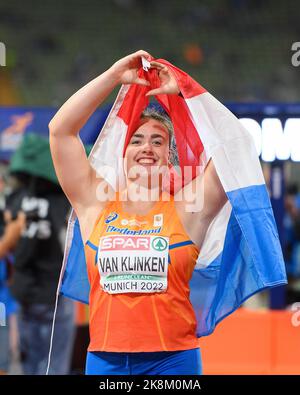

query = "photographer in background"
[6, 134, 76, 375]
[0, 171, 24, 375]
[0, 208, 21, 375]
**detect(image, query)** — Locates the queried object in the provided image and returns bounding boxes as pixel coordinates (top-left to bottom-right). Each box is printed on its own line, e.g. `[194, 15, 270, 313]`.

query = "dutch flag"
[58, 58, 287, 337]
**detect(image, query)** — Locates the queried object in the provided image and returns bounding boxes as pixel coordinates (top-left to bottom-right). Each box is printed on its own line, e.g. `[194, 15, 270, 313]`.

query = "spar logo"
[105, 212, 118, 224]
[152, 237, 168, 251]
[100, 235, 151, 251]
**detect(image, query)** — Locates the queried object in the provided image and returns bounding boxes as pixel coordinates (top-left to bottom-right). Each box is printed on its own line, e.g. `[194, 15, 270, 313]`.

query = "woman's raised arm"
[175, 158, 228, 249]
[146, 61, 227, 249]
[49, 50, 151, 214]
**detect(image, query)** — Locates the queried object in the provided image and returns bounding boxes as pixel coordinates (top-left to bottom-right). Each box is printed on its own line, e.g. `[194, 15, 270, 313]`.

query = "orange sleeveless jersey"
[84, 192, 200, 352]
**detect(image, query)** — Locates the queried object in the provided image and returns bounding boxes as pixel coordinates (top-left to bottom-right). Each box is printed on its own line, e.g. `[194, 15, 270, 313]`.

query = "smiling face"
[124, 118, 170, 188]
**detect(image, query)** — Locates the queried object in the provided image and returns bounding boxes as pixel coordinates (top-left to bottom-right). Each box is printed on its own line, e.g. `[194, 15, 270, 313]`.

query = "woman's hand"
[110, 52, 180, 96]
[110, 50, 152, 87]
[146, 61, 180, 96]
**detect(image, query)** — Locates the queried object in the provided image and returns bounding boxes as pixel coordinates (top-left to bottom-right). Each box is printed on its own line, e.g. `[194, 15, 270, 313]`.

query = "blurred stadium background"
[1, 0, 299, 105]
[0, 0, 300, 375]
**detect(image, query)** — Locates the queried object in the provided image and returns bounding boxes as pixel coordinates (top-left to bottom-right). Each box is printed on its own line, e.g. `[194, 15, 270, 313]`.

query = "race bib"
[97, 235, 169, 294]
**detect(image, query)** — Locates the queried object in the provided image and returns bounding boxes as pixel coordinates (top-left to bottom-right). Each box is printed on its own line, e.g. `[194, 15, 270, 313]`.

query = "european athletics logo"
[105, 212, 118, 224]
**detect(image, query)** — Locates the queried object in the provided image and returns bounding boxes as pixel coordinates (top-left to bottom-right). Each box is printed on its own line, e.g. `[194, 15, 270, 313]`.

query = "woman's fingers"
[150, 61, 165, 69]
[134, 49, 152, 61]
[150, 61, 170, 77]
[145, 87, 166, 97]
[146, 80, 180, 96]
[134, 77, 150, 86]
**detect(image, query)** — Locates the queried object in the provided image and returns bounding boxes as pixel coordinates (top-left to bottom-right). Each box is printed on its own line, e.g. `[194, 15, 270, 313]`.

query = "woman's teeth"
[137, 159, 156, 164]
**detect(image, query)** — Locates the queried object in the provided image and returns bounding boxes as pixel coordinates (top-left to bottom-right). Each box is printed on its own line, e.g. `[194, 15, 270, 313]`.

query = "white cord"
[45, 210, 77, 375]
[45, 292, 60, 375]
[45, 86, 129, 374]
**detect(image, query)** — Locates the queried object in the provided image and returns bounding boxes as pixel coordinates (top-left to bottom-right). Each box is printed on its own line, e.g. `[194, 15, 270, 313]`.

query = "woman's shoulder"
[76, 193, 117, 245]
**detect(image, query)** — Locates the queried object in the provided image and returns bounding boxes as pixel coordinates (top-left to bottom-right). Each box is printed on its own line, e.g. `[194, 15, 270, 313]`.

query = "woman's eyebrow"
[131, 133, 165, 139]
[151, 133, 165, 139]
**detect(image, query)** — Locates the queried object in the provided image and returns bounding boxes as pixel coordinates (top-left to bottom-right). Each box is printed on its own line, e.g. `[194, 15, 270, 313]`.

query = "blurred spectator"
[0, 174, 22, 375]
[0, 235, 18, 375]
[284, 183, 300, 306]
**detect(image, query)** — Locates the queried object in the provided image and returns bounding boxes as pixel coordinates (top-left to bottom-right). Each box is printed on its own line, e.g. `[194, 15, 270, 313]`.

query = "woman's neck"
[119, 183, 162, 216]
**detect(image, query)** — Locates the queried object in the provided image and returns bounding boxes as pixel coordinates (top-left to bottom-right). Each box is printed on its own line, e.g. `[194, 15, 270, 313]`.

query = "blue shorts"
[85, 347, 202, 375]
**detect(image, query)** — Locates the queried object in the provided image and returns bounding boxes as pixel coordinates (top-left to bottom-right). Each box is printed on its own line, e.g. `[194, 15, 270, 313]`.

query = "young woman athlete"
[49, 50, 228, 375]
